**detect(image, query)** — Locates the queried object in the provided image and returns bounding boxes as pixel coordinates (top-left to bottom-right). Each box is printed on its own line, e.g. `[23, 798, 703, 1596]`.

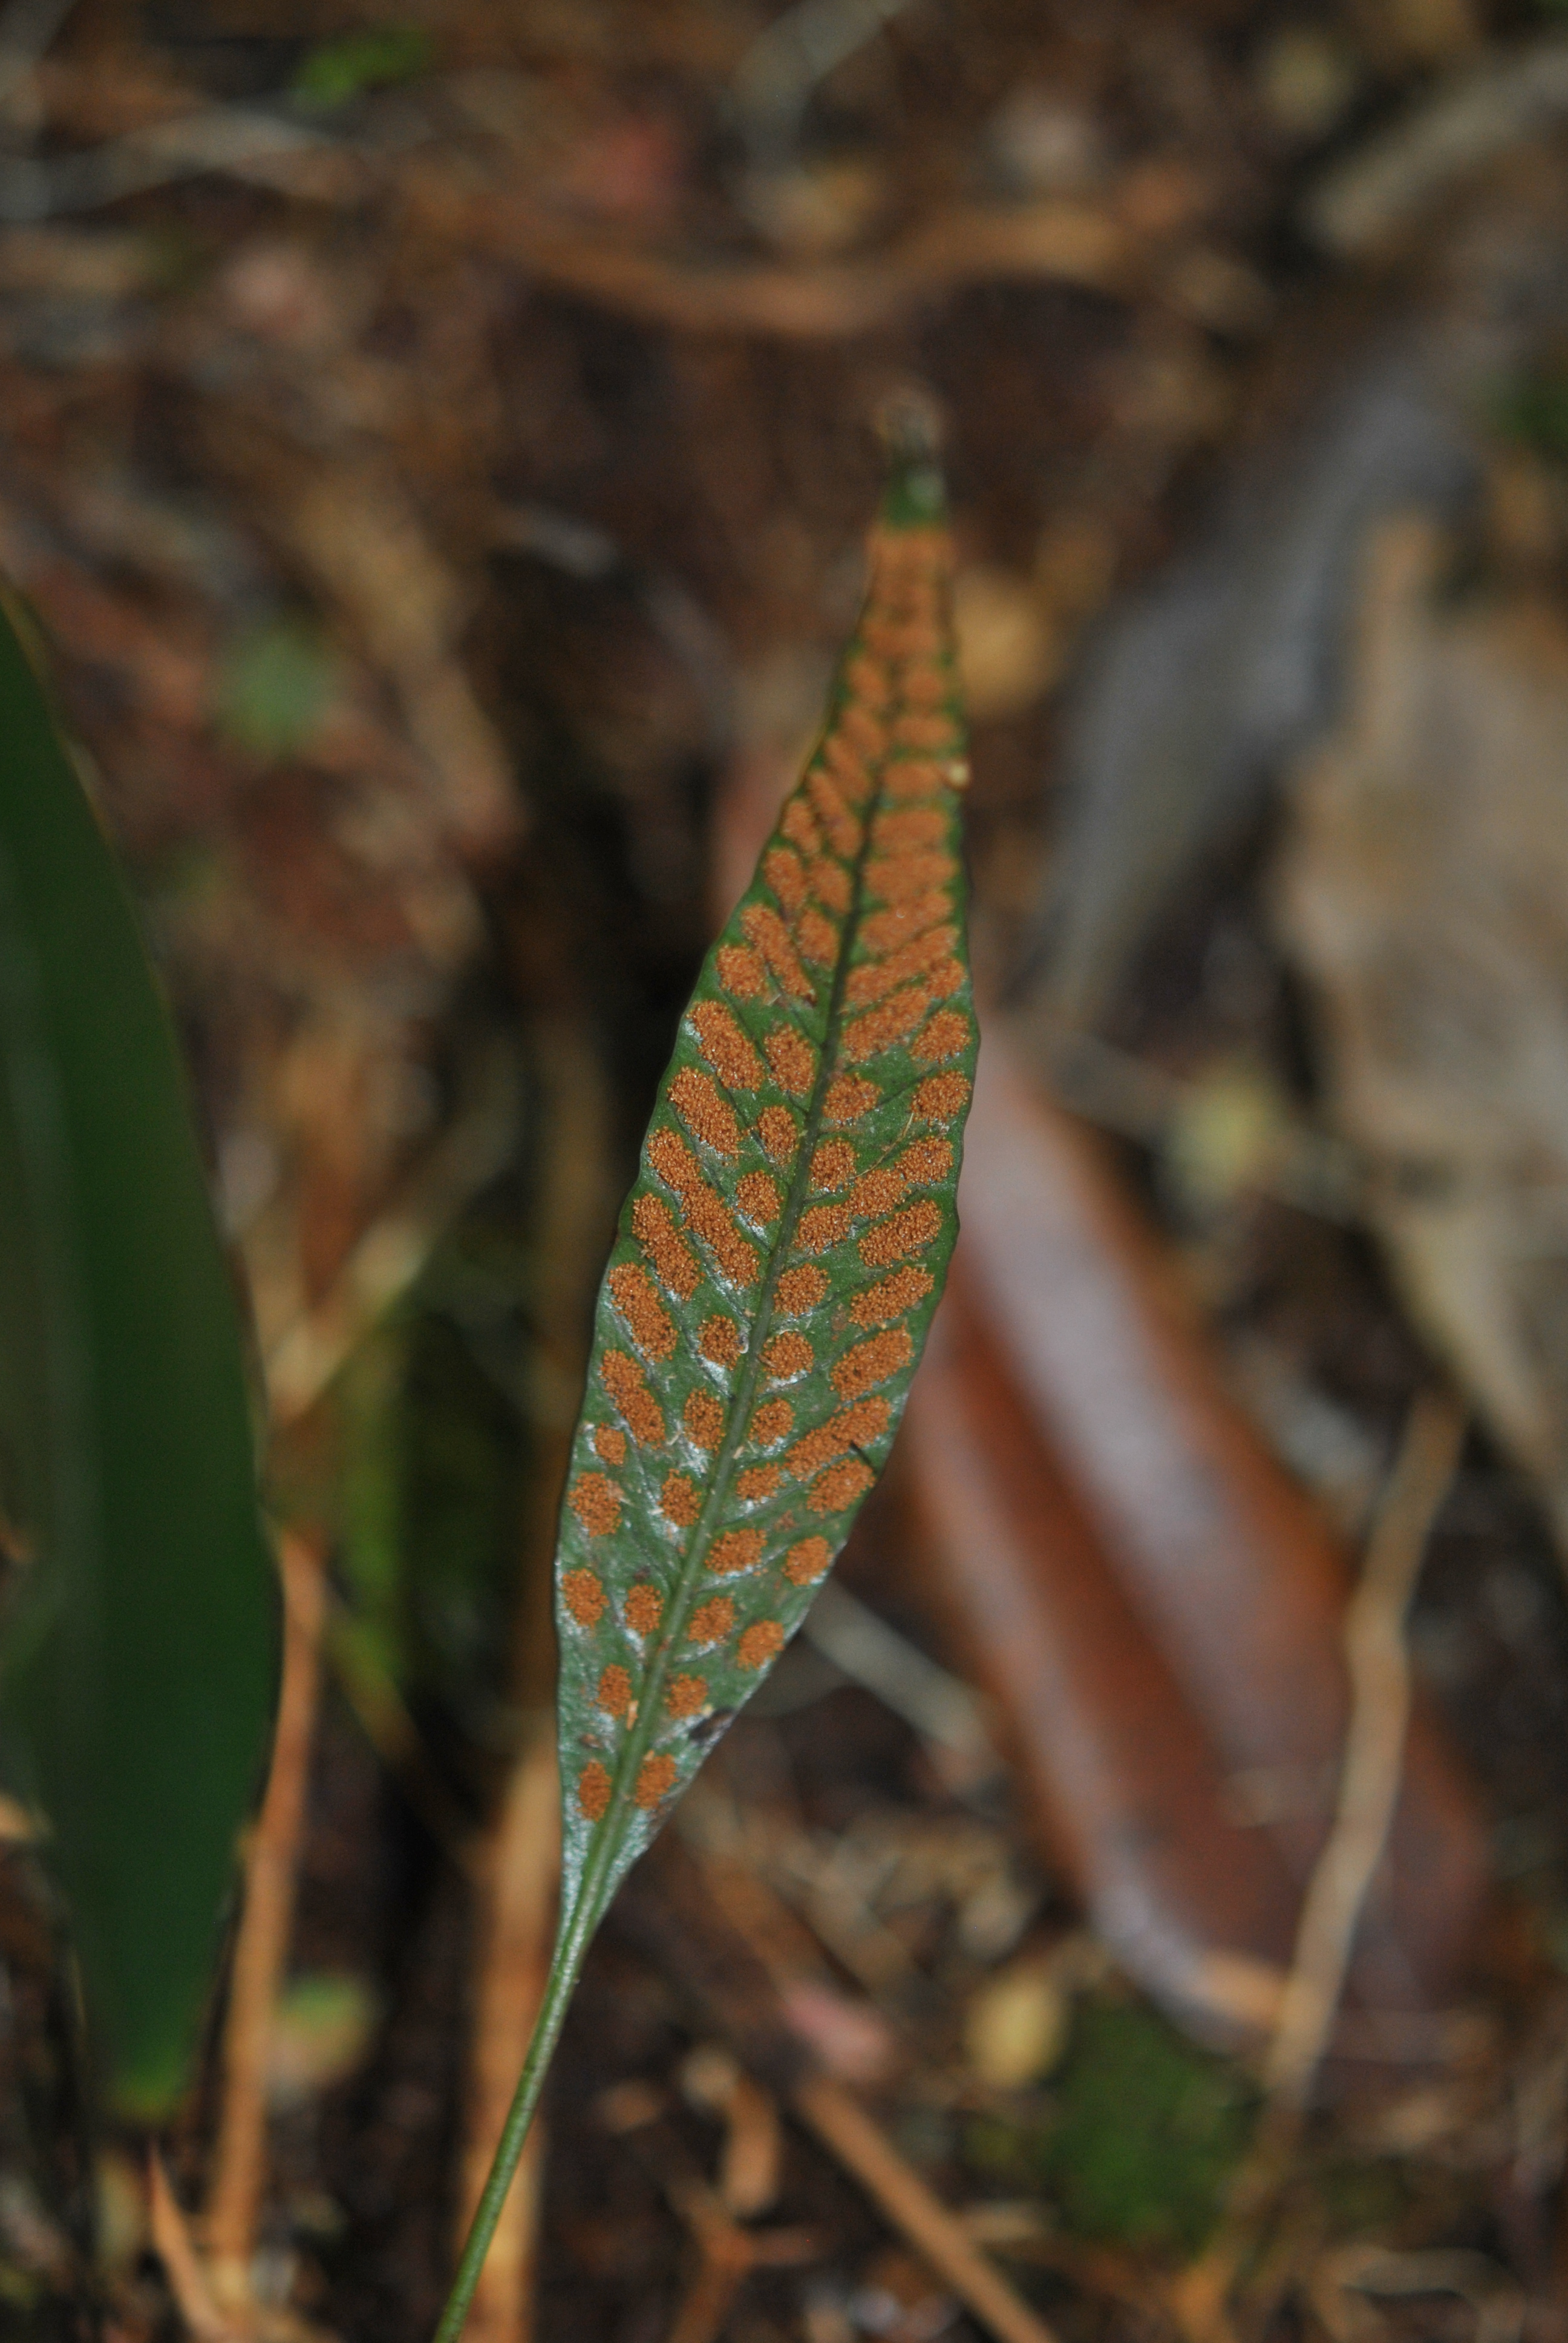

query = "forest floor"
[8, 1, 1568, 2339]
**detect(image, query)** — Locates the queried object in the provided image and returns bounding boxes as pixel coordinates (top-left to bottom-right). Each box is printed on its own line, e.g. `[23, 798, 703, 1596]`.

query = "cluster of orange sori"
[555, 503, 975, 1837]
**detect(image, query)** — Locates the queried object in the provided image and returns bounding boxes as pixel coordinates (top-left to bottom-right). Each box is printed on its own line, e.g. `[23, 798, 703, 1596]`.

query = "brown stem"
[149, 2148, 238, 2343]
[455, 1724, 560, 2343]
[205, 1529, 328, 2313]
[1264, 1384, 1468, 2111]
[448, 1017, 615, 2343]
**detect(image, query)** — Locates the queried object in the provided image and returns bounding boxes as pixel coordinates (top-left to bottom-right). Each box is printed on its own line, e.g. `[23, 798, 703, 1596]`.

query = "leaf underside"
[552, 459, 978, 1939]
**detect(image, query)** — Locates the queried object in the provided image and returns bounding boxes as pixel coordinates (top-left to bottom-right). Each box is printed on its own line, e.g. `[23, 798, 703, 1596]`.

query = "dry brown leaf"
[906, 1029, 1488, 2046]
[1278, 517, 1568, 1555]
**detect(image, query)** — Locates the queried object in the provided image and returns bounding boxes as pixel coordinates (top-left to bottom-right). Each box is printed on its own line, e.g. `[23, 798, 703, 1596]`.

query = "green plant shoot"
[436, 411, 978, 2341]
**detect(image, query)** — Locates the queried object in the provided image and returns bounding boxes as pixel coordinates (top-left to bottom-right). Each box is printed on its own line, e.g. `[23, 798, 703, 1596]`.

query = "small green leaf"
[292, 23, 434, 108]
[0, 594, 276, 2119]
[215, 616, 337, 762]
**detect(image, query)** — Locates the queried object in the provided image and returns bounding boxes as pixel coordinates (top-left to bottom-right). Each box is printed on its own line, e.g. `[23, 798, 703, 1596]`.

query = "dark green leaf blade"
[554, 448, 977, 1939]
[0, 595, 276, 2119]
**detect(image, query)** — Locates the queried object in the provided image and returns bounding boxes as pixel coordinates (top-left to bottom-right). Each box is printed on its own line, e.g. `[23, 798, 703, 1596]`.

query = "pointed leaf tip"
[876, 384, 947, 531]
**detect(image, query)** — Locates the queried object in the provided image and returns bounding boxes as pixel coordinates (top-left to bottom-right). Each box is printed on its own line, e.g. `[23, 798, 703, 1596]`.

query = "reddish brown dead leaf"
[904, 1029, 1488, 2046]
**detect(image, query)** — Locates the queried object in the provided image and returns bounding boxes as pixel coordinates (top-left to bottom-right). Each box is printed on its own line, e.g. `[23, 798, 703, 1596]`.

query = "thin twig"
[455, 1725, 560, 2343]
[603, 2100, 812, 2343]
[1172, 1386, 1466, 2343]
[148, 2149, 238, 2343]
[794, 2076, 1062, 2343]
[662, 2171, 766, 2343]
[473, 198, 1131, 336]
[664, 2236, 751, 2343]
[682, 2045, 784, 2218]
[1264, 1383, 1467, 2111]
[205, 1531, 330, 2318]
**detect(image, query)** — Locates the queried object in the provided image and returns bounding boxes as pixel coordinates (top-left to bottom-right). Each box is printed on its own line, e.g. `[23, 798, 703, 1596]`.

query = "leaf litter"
[7, 4, 1568, 2341]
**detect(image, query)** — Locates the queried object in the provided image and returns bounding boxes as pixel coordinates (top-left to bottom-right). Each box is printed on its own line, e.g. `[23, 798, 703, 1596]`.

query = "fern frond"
[557, 452, 976, 1923]
[436, 412, 976, 2343]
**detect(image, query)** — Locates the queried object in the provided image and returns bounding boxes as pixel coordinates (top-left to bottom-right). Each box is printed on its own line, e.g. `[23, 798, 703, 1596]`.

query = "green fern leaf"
[437, 417, 976, 2342]
[556, 455, 976, 1928]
